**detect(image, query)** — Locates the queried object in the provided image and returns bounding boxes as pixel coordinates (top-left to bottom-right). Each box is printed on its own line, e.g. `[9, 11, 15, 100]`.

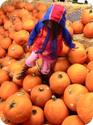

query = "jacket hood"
[42, 4, 66, 26]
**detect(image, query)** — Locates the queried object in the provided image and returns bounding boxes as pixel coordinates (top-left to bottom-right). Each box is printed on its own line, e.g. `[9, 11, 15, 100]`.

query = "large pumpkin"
[67, 63, 88, 84]
[63, 84, 88, 111]
[8, 43, 24, 59]
[76, 92, 93, 124]
[81, 9, 93, 25]
[44, 96, 69, 125]
[3, 92, 32, 123]
[83, 22, 93, 38]
[62, 115, 84, 125]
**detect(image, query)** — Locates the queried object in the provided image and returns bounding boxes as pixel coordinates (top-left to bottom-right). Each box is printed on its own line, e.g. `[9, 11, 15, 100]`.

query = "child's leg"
[26, 51, 39, 67]
[40, 57, 55, 75]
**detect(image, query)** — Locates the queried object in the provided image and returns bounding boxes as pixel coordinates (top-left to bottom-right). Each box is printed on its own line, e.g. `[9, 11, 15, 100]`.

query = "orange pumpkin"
[0, 99, 5, 113]
[31, 84, 52, 107]
[3, 92, 32, 123]
[62, 115, 84, 125]
[23, 106, 44, 125]
[0, 36, 12, 49]
[0, 69, 9, 85]
[13, 30, 29, 45]
[49, 71, 70, 95]
[0, 112, 16, 125]
[23, 74, 42, 92]
[87, 61, 93, 70]
[86, 46, 93, 61]
[22, 19, 35, 31]
[25, 2, 34, 11]
[61, 41, 70, 56]
[8, 43, 24, 59]
[63, 84, 88, 111]
[0, 81, 18, 100]
[54, 57, 70, 72]
[44, 96, 69, 125]
[85, 70, 93, 91]
[67, 63, 88, 84]
[0, 46, 6, 58]
[68, 42, 87, 64]
[2, 4, 15, 13]
[83, 22, 93, 38]
[81, 9, 93, 25]
[76, 92, 93, 124]
[72, 20, 84, 34]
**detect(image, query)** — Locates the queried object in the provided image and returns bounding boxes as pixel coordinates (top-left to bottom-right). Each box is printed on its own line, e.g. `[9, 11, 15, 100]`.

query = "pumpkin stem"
[52, 95, 57, 101]
[32, 73, 36, 77]
[38, 87, 44, 92]
[9, 102, 16, 109]
[58, 73, 63, 78]
[32, 109, 37, 115]
[90, 8, 92, 13]
[0, 98, 4, 102]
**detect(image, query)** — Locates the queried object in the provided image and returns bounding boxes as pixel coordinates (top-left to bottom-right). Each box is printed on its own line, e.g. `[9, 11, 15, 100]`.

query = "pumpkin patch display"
[0, 1, 93, 125]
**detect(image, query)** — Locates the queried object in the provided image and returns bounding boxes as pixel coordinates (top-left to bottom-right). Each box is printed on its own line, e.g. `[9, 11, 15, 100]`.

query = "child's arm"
[62, 27, 75, 48]
[28, 20, 44, 46]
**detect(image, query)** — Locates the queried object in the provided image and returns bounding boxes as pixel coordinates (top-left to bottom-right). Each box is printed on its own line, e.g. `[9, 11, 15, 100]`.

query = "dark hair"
[43, 20, 62, 40]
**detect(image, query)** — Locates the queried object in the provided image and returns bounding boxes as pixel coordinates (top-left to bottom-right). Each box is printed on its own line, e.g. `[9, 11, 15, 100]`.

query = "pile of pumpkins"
[0, 1, 93, 125]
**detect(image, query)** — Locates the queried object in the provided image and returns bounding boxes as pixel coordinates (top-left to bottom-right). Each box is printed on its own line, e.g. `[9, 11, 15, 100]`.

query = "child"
[17, 4, 75, 79]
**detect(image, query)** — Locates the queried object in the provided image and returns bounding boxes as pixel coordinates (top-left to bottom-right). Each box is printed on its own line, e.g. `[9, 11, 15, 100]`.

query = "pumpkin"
[0, 36, 12, 49]
[81, 9, 93, 25]
[3, 92, 32, 123]
[8, 43, 24, 59]
[49, 71, 70, 95]
[0, 81, 18, 100]
[23, 74, 42, 92]
[83, 22, 93, 38]
[86, 46, 93, 61]
[62, 115, 84, 125]
[31, 84, 52, 107]
[0, 46, 6, 58]
[0, 69, 9, 85]
[61, 41, 70, 56]
[22, 19, 35, 31]
[23, 106, 44, 125]
[0, 112, 16, 125]
[87, 61, 93, 70]
[44, 96, 69, 125]
[54, 57, 70, 72]
[68, 42, 87, 64]
[13, 30, 29, 45]
[72, 20, 84, 34]
[63, 84, 88, 111]
[85, 70, 93, 91]
[76, 92, 93, 124]
[67, 63, 88, 84]
[0, 99, 5, 113]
